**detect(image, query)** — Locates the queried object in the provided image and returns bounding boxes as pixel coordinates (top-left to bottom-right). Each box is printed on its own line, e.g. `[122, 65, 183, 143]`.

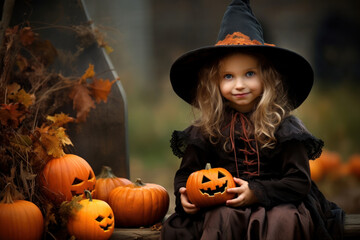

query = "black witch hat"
[170, 0, 314, 109]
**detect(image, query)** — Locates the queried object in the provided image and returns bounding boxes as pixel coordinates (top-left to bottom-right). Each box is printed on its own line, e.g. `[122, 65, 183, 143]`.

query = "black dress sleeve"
[170, 126, 215, 214]
[248, 115, 323, 208]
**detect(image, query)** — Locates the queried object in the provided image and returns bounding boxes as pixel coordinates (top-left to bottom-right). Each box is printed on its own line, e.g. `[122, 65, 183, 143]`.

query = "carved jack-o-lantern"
[68, 190, 114, 240]
[186, 163, 236, 208]
[40, 154, 96, 203]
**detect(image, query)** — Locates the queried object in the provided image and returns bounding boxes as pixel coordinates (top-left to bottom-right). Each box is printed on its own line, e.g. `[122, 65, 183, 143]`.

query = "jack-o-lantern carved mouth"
[100, 223, 113, 231]
[96, 214, 113, 231]
[199, 180, 228, 197]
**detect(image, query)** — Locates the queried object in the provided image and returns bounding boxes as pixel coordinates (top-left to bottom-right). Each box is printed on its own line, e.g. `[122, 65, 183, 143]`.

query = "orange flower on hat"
[216, 32, 275, 46]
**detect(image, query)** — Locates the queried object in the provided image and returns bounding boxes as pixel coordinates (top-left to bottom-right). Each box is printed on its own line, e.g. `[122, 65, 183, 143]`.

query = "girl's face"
[219, 53, 263, 113]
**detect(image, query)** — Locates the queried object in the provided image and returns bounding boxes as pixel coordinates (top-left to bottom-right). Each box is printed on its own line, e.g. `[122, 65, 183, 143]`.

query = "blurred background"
[82, 0, 360, 214]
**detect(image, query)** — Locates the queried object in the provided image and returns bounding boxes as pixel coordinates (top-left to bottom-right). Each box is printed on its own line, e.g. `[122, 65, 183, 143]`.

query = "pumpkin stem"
[135, 178, 145, 187]
[205, 163, 212, 170]
[84, 190, 93, 202]
[96, 165, 116, 179]
[0, 183, 14, 204]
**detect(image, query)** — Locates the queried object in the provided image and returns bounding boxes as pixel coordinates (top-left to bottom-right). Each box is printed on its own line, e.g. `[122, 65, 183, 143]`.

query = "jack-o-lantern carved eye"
[72, 177, 84, 185]
[108, 213, 113, 219]
[202, 175, 211, 184]
[88, 171, 94, 180]
[218, 171, 225, 178]
[96, 216, 104, 222]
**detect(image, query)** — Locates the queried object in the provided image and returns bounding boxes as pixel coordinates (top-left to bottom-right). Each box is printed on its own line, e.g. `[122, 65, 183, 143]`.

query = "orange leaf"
[90, 78, 115, 103]
[15, 89, 35, 108]
[6, 83, 21, 96]
[55, 127, 73, 147]
[0, 103, 26, 128]
[69, 83, 95, 122]
[36, 125, 72, 158]
[46, 113, 74, 127]
[80, 64, 95, 83]
[7, 83, 35, 108]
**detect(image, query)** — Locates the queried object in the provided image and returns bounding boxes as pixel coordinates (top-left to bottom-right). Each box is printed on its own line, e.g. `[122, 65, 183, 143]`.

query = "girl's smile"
[219, 53, 263, 113]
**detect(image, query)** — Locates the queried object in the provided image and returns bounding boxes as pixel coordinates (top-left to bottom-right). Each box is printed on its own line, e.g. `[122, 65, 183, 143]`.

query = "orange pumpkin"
[316, 150, 342, 175]
[108, 178, 169, 227]
[94, 166, 131, 203]
[67, 190, 114, 240]
[309, 159, 324, 182]
[348, 154, 360, 179]
[186, 163, 236, 208]
[40, 154, 96, 203]
[0, 184, 44, 240]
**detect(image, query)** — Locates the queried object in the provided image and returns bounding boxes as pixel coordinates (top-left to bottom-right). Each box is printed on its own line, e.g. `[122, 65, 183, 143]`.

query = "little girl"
[161, 0, 344, 240]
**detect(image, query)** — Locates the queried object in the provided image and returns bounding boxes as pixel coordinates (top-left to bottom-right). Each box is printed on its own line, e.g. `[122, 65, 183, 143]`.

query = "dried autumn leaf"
[19, 27, 35, 46]
[32, 141, 50, 164]
[80, 64, 95, 83]
[15, 89, 35, 108]
[36, 125, 64, 157]
[90, 78, 115, 103]
[55, 127, 73, 147]
[104, 45, 114, 54]
[47, 113, 74, 127]
[36, 125, 72, 158]
[69, 83, 95, 122]
[7, 84, 35, 108]
[0, 103, 26, 128]
[6, 83, 21, 96]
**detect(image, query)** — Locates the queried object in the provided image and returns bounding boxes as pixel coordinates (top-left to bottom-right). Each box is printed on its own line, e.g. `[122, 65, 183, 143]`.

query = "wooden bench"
[108, 214, 360, 240]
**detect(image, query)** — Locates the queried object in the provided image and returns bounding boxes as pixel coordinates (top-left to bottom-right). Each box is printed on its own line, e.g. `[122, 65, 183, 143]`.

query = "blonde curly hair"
[193, 50, 292, 149]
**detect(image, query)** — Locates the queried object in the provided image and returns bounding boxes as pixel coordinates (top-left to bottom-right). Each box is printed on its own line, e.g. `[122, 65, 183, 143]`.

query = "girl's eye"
[224, 74, 233, 80]
[246, 71, 255, 77]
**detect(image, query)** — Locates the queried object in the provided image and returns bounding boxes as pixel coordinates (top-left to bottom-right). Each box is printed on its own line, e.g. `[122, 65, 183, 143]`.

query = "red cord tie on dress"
[229, 112, 260, 178]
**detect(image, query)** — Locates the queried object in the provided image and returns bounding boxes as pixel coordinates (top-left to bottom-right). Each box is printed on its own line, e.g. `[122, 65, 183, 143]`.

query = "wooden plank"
[109, 214, 360, 240]
[344, 214, 360, 239]
[110, 228, 161, 240]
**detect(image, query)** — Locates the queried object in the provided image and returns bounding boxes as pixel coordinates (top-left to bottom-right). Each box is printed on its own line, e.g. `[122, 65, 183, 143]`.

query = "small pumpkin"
[67, 190, 114, 240]
[317, 150, 342, 175]
[108, 178, 169, 227]
[40, 154, 96, 203]
[94, 166, 131, 202]
[309, 159, 324, 182]
[186, 163, 236, 208]
[0, 184, 44, 240]
[348, 154, 360, 179]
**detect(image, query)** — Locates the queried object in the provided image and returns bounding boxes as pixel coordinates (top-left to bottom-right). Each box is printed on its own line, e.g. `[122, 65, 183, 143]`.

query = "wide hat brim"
[170, 44, 314, 109]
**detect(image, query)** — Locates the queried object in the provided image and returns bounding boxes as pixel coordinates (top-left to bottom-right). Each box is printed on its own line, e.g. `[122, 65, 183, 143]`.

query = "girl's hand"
[179, 187, 200, 214]
[226, 177, 258, 207]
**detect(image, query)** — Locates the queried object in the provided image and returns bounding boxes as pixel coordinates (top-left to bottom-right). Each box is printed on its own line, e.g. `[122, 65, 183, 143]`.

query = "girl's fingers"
[233, 177, 246, 185]
[179, 187, 200, 214]
[226, 194, 244, 207]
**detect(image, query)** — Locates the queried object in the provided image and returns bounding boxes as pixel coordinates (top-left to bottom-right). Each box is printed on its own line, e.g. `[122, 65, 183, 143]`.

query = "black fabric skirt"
[161, 203, 313, 240]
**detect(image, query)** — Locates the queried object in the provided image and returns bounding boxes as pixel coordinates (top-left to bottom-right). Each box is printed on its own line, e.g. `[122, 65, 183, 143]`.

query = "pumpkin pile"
[309, 149, 360, 181]
[0, 25, 170, 239]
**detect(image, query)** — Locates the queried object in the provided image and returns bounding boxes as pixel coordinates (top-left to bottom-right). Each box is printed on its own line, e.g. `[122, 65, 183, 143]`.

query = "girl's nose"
[234, 78, 245, 89]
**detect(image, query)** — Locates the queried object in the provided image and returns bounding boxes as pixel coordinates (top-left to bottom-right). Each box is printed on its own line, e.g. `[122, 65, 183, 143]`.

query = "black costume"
[161, 112, 344, 239]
